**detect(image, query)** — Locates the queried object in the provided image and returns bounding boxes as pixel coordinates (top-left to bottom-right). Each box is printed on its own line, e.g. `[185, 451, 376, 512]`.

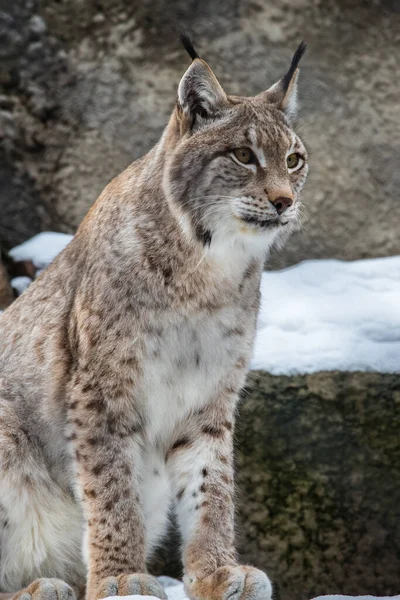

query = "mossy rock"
[152, 371, 400, 600]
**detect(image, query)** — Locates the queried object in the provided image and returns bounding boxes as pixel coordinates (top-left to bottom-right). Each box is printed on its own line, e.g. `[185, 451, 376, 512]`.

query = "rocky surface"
[0, 257, 13, 309]
[236, 371, 400, 600]
[0, 1, 399, 266]
[152, 371, 400, 600]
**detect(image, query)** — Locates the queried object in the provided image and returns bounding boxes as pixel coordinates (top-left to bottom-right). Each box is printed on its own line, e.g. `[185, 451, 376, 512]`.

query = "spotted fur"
[0, 40, 308, 600]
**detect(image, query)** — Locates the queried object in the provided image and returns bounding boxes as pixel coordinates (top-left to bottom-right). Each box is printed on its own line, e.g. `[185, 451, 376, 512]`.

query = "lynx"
[0, 36, 308, 600]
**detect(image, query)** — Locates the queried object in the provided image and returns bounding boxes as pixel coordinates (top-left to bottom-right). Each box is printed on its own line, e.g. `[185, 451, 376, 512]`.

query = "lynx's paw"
[184, 565, 272, 600]
[94, 574, 167, 600]
[12, 579, 76, 600]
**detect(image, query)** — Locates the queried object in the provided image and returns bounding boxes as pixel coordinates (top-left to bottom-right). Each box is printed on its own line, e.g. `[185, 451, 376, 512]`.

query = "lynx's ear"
[265, 41, 307, 120]
[178, 34, 227, 128]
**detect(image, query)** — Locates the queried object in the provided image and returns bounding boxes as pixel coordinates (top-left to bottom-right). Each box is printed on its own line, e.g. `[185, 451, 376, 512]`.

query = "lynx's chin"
[233, 214, 291, 235]
[240, 215, 288, 229]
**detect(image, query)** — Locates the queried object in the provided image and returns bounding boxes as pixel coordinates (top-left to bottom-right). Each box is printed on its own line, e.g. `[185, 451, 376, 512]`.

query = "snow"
[11, 276, 32, 295]
[165, 585, 400, 600]
[252, 256, 400, 374]
[5, 233, 400, 375]
[162, 581, 187, 600]
[102, 577, 186, 600]
[311, 597, 400, 600]
[101, 578, 400, 600]
[103, 596, 400, 600]
[8, 232, 73, 270]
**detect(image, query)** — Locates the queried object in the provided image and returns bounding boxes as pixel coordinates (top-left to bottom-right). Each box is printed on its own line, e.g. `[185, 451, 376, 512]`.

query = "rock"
[152, 371, 400, 600]
[0, 258, 13, 309]
[92, 13, 106, 25]
[29, 15, 47, 36]
[0, 155, 47, 249]
[235, 371, 400, 599]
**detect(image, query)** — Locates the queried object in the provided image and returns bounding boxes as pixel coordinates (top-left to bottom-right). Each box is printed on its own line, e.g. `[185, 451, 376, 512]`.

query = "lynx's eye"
[287, 153, 303, 171]
[232, 148, 255, 165]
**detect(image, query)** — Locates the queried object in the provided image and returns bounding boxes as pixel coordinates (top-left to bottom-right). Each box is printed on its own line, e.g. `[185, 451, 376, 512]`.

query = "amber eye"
[287, 153, 301, 170]
[233, 148, 255, 165]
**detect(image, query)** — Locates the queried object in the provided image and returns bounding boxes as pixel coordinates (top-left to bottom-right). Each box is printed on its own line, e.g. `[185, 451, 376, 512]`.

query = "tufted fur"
[0, 39, 308, 600]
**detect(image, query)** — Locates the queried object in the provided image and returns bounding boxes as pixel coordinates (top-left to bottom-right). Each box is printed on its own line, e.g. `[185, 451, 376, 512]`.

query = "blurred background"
[1, 0, 399, 268]
[1, 1, 400, 599]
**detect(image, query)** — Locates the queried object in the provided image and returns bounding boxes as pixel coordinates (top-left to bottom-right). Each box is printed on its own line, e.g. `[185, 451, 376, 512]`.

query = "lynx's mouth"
[240, 214, 289, 229]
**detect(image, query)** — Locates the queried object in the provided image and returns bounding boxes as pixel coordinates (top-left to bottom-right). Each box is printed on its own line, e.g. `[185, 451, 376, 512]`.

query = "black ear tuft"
[180, 32, 200, 61]
[282, 41, 307, 92]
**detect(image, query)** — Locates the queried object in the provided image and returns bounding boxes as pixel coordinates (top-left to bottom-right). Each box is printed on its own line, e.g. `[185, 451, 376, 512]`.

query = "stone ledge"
[152, 371, 400, 600]
[0, 259, 13, 310]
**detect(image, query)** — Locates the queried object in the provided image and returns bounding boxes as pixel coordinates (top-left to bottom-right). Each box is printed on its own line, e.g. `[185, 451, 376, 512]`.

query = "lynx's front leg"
[67, 382, 166, 600]
[167, 392, 272, 600]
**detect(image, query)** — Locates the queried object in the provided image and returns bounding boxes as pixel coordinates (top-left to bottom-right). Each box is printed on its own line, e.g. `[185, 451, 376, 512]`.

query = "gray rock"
[0, 258, 13, 309]
[235, 371, 400, 599]
[29, 15, 47, 36]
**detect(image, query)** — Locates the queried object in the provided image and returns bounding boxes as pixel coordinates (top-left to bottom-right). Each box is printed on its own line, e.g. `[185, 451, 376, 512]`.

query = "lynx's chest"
[139, 303, 256, 444]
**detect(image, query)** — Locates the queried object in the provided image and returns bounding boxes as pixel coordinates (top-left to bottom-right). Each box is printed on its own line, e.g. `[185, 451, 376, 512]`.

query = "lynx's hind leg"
[0, 390, 84, 594]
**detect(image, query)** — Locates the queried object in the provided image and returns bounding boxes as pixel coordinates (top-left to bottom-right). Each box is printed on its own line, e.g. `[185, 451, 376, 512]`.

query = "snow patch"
[11, 276, 32, 295]
[5, 233, 400, 375]
[102, 578, 400, 600]
[9, 232, 73, 270]
[311, 597, 400, 600]
[252, 256, 400, 374]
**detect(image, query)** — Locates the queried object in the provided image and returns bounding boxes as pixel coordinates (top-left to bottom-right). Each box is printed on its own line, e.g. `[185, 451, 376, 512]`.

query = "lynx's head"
[163, 35, 308, 256]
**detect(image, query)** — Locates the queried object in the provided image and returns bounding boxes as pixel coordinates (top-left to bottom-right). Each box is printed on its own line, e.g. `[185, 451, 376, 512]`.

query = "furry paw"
[184, 565, 272, 600]
[94, 573, 167, 600]
[12, 579, 76, 600]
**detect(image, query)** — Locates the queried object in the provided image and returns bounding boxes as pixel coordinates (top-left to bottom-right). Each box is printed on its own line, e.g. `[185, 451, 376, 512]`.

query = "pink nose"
[270, 197, 293, 215]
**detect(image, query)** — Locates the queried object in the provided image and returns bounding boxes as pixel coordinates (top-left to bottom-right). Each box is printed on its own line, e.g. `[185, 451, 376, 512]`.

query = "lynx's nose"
[270, 197, 293, 215]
